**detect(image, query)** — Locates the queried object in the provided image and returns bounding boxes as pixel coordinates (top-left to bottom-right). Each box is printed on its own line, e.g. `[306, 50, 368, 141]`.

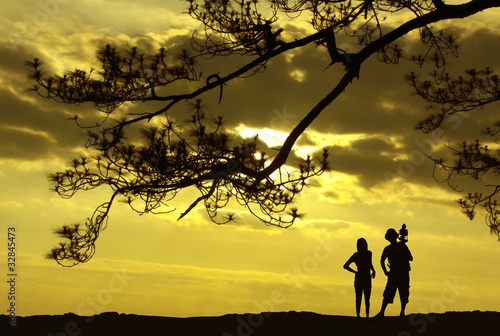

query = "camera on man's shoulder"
[398, 224, 408, 243]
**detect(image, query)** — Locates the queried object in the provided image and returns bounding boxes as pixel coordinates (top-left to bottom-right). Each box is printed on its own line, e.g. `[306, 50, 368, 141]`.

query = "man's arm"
[380, 247, 389, 276]
[406, 246, 413, 261]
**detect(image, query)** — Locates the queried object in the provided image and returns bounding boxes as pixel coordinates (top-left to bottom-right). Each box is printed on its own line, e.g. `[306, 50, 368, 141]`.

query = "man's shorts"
[383, 272, 410, 304]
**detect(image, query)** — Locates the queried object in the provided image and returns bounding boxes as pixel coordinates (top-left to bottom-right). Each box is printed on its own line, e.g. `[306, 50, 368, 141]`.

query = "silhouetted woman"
[343, 238, 376, 318]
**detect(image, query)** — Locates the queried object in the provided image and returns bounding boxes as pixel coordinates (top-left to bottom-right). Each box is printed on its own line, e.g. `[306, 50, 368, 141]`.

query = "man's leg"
[375, 299, 389, 318]
[374, 275, 396, 319]
[399, 293, 407, 318]
[399, 273, 410, 319]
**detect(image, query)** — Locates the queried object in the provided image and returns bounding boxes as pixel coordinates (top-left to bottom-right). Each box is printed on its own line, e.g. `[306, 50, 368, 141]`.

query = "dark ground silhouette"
[1, 311, 498, 335]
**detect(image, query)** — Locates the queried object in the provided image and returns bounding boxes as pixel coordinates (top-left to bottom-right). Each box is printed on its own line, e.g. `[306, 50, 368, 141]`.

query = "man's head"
[385, 228, 398, 243]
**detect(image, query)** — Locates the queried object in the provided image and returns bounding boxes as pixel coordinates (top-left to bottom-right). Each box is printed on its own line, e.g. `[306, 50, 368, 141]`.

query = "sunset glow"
[1, 0, 500, 321]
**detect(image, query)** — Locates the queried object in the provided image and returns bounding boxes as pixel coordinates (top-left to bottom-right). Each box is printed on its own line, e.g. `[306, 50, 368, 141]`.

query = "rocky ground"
[2, 310, 498, 335]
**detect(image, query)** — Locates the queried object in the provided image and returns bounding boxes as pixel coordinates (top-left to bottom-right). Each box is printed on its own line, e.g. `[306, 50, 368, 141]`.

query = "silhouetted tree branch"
[45, 106, 328, 266]
[28, 0, 500, 265]
[410, 68, 500, 133]
[412, 67, 500, 238]
[431, 138, 500, 239]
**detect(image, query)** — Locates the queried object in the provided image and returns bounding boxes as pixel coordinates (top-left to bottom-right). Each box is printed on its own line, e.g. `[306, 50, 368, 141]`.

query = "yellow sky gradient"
[1, 0, 500, 320]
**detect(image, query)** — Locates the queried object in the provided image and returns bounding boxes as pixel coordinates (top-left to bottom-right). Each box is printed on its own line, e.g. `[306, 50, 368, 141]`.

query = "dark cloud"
[0, 50, 97, 161]
[311, 27, 500, 191]
[2, 16, 499, 199]
[0, 126, 53, 159]
[323, 137, 400, 189]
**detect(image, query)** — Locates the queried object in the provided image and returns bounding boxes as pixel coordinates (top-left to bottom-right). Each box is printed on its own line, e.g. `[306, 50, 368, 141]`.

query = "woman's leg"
[365, 283, 372, 318]
[355, 280, 362, 317]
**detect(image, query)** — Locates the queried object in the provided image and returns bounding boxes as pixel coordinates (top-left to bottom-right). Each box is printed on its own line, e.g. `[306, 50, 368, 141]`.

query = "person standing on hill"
[374, 228, 413, 320]
[344, 238, 376, 319]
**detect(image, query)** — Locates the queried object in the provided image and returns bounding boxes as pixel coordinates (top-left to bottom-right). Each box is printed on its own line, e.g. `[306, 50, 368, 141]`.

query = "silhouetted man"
[374, 228, 413, 320]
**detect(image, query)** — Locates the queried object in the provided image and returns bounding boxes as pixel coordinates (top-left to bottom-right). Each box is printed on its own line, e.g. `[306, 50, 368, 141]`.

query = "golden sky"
[1, 0, 500, 320]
